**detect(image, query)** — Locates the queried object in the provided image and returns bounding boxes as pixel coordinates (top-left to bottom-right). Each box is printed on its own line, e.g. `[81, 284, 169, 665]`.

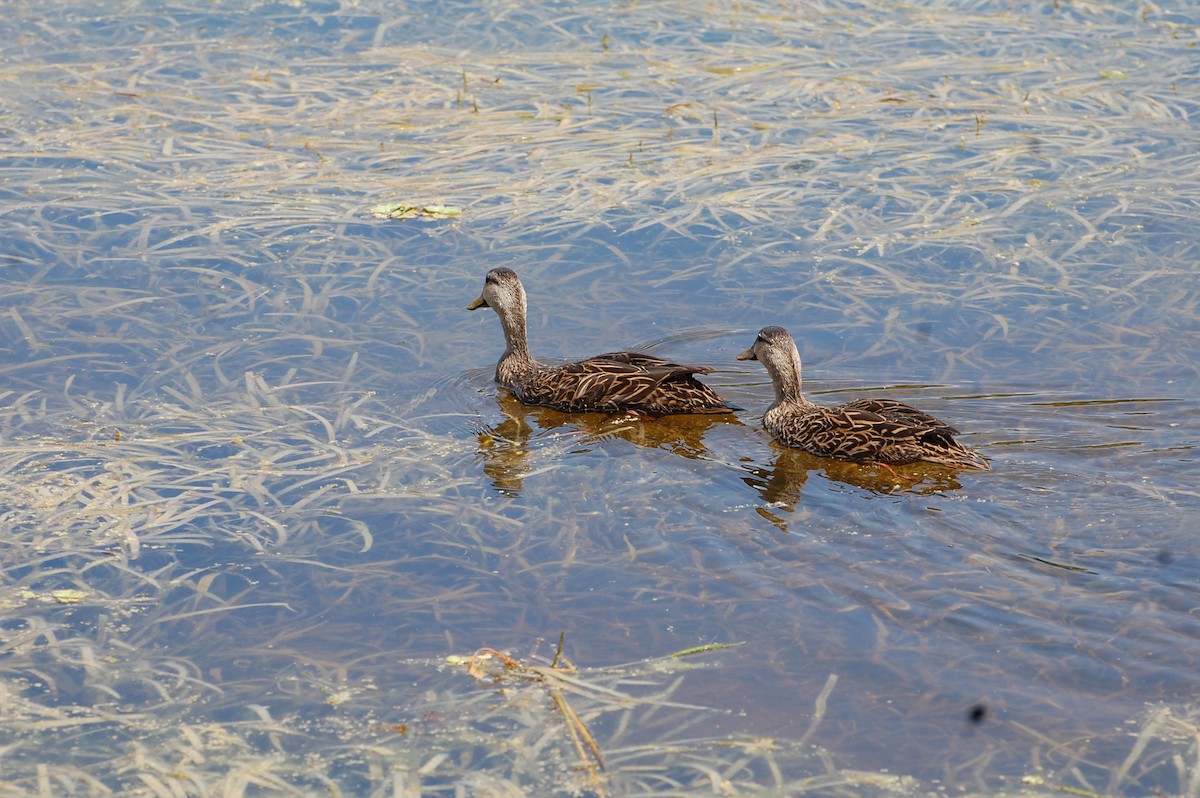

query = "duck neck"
[768, 345, 807, 405]
[495, 299, 536, 382]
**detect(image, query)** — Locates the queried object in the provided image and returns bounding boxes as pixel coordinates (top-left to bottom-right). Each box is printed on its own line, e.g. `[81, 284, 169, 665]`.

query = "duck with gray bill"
[737, 325, 989, 470]
[468, 267, 736, 415]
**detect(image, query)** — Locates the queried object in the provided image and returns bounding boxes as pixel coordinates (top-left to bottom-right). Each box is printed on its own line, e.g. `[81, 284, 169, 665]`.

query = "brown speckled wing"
[588, 351, 713, 374]
[513, 352, 731, 415]
[774, 402, 987, 469]
[840, 398, 960, 435]
[797, 406, 898, 460]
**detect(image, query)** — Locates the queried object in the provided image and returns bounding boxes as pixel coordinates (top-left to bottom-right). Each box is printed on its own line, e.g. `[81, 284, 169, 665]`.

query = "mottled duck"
[468, 267, 735, 415]
[738, 325, 989, 470]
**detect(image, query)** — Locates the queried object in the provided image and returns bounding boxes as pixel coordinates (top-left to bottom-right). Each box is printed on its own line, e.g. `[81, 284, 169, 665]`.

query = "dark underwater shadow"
[476, 392, 744, 497]
[741, 445, 968, 527]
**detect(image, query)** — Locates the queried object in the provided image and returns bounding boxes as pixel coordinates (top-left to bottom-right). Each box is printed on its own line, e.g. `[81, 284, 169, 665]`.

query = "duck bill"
[736, 347, 757, 361]
[467, 295, 488, 310]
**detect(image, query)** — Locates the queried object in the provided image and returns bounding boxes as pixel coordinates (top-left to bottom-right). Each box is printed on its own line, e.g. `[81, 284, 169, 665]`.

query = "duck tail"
[947, 445, 990, 471]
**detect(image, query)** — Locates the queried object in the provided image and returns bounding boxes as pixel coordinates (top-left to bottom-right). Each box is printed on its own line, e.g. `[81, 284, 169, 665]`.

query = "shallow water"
[2, 0, 1199, 794]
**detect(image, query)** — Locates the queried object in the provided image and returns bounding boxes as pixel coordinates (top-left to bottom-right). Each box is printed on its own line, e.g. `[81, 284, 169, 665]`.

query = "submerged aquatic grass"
[1, 0, 1198, 794]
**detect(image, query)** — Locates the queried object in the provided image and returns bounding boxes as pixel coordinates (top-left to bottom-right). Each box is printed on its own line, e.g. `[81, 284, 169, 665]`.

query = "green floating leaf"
[50, 589, 88, 604]
[370, 202, 463, 221]
[1099, 69, 1129, 80]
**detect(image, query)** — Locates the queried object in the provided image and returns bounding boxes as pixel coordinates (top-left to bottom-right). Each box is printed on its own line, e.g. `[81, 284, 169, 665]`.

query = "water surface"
[1, 1, 1198, 794]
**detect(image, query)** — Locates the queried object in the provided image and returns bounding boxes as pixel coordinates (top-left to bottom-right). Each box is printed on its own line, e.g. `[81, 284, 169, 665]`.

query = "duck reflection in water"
[477, 393, 742, 497]
[743, 446, 969, 526]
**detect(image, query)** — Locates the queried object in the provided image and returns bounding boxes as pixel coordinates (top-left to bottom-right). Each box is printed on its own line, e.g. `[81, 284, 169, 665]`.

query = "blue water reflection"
[2, 0, 1199, 793]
